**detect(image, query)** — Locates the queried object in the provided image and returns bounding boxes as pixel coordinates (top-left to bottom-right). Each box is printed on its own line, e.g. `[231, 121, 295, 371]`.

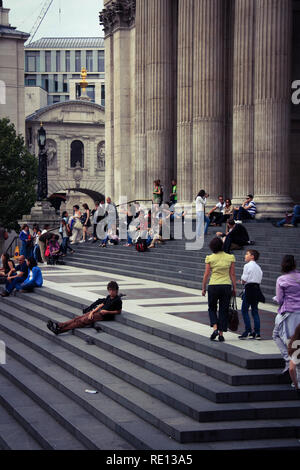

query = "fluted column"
[104, 33, 115, 201]
[232, 0, 255, 203]
[254, 0, 292, 216]
[177, 0, 194, 204]
[135, 0, 148, 199]
[146, 0, 175, 196]
[192, 0, 225, 200]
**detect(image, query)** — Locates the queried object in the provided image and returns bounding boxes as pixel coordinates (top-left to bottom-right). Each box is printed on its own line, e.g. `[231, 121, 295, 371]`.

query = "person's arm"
[87, 303, 105, 320]
[208, 205, 217, 216]
[275, 278, 284, 306]
[230, 262, 236, 297]
[100, 308, 122, 315]
[202, 263, 211, 296]
[241, 264, 249, 284]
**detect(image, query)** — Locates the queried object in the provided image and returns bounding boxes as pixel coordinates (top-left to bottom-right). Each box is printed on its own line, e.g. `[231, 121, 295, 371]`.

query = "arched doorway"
[70, 140, 84, 167]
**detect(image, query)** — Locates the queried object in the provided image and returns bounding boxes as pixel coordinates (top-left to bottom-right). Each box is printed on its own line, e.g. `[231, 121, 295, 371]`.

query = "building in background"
[24, 37, 105, 114]
[0, 2, 29, 137]
[100, 0, 300, 217]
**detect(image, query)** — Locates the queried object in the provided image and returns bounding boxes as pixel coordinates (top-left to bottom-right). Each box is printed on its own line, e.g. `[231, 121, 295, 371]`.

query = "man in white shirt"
[208, 195, 226, 225]
[238, 249, 264, 340]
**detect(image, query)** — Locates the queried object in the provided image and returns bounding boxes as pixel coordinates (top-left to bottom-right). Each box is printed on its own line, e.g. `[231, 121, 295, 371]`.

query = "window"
[56, 51, 61, 72]
[63, 75, 68, 92]
[70, 140, 84, 167]
[98, 50, 104, 72]
[101, 84, 105, 107]
[75, 50, 81, 72]
[87, 85, 95, 102]
[53, 95, 60, 103]
[86, 51, 93, 71]
[42, 75, 49, 92]
[53, 74, 58, 92]
[45, 51, 51, 72]
[26, 51, 40, 72]
[25, 75, 36, 86]
[65, 51, 70, 72]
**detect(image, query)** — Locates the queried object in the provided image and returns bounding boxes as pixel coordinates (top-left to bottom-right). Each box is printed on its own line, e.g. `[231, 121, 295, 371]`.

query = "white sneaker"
[235, 220, 242, 224]
[291, 383, 300, 388]
[79, 240, 86, 243]
[88, 237, 93, 241]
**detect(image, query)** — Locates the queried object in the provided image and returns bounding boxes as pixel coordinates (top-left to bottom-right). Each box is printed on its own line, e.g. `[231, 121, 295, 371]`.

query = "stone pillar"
[146, 0, 175, 197]
[192, 0, 225, 200]
[254, 0, 293, 216]
[232, 0, 255, 204]
[104, 32, 114, 200]
[177, 0, 194, 204]
[135, 0, 148, 200]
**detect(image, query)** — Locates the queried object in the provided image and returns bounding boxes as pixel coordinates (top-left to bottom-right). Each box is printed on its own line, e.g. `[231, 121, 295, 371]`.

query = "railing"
[5, 236, 20, 259]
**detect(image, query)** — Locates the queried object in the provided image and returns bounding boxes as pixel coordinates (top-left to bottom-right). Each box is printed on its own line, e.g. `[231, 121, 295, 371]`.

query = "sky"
[5, 0, 104, 41]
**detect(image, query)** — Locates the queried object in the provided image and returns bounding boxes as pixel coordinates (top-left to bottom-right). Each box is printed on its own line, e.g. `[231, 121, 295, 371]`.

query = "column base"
[254, 195, 294, 219]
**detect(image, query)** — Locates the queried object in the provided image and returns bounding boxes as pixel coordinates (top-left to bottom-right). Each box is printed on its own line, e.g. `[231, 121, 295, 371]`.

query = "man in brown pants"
[47, 281, 122, 335]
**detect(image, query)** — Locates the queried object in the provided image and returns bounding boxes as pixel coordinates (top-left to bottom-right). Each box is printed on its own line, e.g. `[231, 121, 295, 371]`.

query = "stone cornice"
[99, 0, 136, 36]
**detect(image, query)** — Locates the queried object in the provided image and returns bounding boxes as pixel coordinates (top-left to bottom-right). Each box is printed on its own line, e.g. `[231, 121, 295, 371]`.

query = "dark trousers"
[234, 207, 253, 221]
[208, 285, 232, 332]
[58, 310, 117, 333]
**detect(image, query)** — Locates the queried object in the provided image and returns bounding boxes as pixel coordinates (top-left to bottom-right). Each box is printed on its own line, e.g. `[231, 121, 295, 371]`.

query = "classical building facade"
[100, 0, 300, 217]
[0, 2, 29, 137]
[26, 100, 105, 210]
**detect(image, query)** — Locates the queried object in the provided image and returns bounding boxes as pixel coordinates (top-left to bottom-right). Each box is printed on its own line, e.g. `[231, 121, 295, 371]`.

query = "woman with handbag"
[202, 237, 236, 342]
[70, 205, 82, 244]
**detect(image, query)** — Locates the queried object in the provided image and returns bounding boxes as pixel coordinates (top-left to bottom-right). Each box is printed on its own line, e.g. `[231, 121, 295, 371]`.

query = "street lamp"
[37, 122, 48, 201]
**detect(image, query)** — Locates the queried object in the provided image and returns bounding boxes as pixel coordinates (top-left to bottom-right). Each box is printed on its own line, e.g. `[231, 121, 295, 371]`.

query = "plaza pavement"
[40, 264, 281, 357]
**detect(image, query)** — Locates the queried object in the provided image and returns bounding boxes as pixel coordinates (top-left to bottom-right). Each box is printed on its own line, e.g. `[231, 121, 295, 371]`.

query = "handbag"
[74, 219, 83, 230]
[228, 296, 239, 332]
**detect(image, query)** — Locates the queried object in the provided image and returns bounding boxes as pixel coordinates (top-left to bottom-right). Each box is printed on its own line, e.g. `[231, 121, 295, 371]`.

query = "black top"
[15, 261, 28, 281]
[102, 295, 122, 312]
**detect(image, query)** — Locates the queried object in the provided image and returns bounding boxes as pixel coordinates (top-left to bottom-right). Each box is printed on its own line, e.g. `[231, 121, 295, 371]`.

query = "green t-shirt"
[205, 252, 235, 285]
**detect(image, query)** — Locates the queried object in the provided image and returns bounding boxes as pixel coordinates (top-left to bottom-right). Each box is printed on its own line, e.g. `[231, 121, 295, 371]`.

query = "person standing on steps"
[47, 281, 122, 335]
[202, 237, 236, 342]
[272, 255, 300, 375]
[238, 250, 264, 340]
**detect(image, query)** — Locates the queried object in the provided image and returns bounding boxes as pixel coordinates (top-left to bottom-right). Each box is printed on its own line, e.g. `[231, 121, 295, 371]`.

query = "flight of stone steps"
[65, 222, 300, 302]
[1, 287, 300, 450]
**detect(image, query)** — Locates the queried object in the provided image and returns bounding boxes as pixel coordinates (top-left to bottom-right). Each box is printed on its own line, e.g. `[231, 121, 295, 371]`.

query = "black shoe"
[218, 335, 225, 342]
[238, 331, 251, 339]
[210, 330, 219, 341]
[1, 291, 9, 297]
[47, 320, 60, 335]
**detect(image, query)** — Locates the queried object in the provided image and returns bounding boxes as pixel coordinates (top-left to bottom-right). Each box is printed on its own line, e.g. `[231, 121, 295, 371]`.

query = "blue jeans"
[5, 276, 24, 293]
[33, 244, 40, 262]
[241, 293, 260, 334]
[291, 205, 300, 226]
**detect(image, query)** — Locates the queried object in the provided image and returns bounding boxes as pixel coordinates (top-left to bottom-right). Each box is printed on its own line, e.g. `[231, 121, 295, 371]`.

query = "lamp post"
[37, 122, 48, 201]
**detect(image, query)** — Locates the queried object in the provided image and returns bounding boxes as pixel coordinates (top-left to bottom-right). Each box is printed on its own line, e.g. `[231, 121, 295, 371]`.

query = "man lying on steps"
[47, 281, 122, 335]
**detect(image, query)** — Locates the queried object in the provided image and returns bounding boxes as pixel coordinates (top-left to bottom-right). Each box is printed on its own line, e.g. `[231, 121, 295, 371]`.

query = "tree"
[0, 118, 38, 231]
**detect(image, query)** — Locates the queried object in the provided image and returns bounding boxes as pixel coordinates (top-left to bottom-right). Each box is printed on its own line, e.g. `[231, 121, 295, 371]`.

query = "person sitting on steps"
[47, 281, 122, 335]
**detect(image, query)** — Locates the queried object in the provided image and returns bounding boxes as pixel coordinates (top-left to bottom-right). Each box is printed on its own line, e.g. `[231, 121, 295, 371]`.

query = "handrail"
[115, 199, 153, 208]
[5, 235, 19, 256]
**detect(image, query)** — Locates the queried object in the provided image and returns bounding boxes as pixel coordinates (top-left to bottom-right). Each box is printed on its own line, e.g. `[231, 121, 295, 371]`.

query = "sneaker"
[88, 237, 93, 241]
[235, 220, 242, 224]
[47, 320, 60, 335]
[210, 329, 219, 341]
[249, 332, 261, 340]
[218, 335, 225, 342]
[255, 334, 261, 340]
[79, 240, 86, 243]
[238, 331, 251, 339]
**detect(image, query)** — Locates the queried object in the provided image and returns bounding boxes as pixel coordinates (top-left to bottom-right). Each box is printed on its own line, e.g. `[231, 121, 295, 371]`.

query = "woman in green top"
[202, 237, 236, 342]
[152, 180, 162, 205]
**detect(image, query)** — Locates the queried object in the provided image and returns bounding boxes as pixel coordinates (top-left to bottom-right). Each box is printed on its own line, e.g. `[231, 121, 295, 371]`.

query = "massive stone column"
[135, 0, 148, 200]
[177, 0, 194, 204]
[192, 0, 225, 201]
[254, 0, 293, 216]
[232, 0, 255, 204]
[146, 0, 175, 197]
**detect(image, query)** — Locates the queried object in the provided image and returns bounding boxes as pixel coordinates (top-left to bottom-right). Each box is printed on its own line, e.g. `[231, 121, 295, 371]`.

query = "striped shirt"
[247, 201, 256, 217]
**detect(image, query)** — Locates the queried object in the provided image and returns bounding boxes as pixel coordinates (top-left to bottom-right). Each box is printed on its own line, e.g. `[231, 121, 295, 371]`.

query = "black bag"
[228, 296, 239, 332]
[135, 237, 147, 252]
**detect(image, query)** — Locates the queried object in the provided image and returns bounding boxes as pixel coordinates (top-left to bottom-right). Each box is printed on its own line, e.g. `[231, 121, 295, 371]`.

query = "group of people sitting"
[0, 253, 43, 297]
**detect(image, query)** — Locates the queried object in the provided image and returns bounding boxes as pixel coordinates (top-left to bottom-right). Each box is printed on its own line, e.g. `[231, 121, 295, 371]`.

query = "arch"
[70, 140, 84, 168]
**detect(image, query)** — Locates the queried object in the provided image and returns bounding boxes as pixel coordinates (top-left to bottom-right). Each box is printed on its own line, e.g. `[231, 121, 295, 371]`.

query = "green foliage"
[0, 118, 38, 231]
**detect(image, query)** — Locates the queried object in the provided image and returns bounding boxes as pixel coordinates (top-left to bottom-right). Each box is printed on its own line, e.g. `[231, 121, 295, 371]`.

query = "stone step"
[0, 299, 295, 409]
[0, 369, 86, 450]
[1, 321, 300, 445]
[0, 354, 134, 450]
[0, 399, 42, 450]
[23, 288, 284, 370]
[1, 294, 287, 387]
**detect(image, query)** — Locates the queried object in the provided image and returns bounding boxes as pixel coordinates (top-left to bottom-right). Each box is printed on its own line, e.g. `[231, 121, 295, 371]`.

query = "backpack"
[135, 237, 147, 252]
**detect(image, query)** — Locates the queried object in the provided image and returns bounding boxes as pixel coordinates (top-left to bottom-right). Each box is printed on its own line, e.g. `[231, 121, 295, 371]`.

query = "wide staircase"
[65, 222, 300, 303]
[0, 221, 300, 450]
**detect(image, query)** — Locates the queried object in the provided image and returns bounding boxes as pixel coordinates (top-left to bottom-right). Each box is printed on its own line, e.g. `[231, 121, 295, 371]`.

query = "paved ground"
[41, 264, 281, 357]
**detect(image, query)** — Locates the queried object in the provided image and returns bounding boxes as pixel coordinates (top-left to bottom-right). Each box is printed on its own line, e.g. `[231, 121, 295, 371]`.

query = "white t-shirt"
[241, 260, 263, 284]
[196, 197, 206, 213]
[215, 202, 226, 213]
